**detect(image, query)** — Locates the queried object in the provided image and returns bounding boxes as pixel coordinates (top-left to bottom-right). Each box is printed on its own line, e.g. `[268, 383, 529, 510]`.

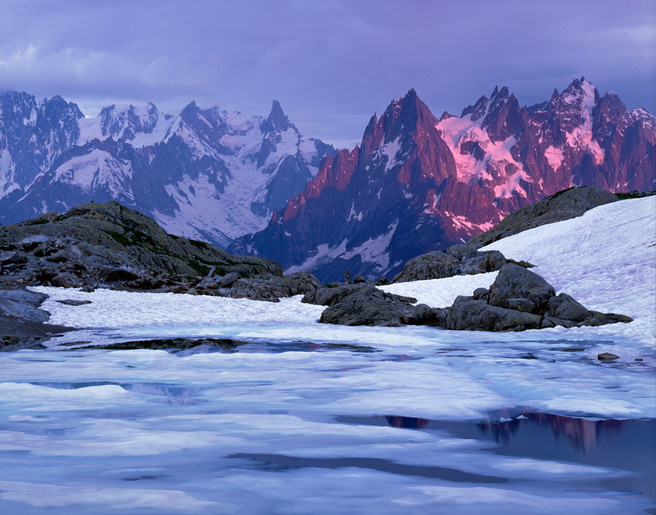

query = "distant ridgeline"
[0, 92, 336, 247]
[1, 78, 654, 283]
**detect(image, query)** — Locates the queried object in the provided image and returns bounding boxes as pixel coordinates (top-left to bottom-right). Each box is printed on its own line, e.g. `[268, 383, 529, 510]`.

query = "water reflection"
[385, 415, 430, 430]
[339, 411, 655, 497]
[476, 412, 625, 451]
[378, 410, 631, 452]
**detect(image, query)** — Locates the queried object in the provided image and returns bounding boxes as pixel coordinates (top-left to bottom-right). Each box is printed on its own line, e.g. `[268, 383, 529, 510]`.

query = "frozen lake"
[1, 197, 654, 513]
[0, 329, 654, 514]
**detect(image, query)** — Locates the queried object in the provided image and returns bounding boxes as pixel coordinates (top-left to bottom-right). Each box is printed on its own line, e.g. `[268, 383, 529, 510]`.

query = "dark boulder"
[303, 283, 379, 306]
[0, 289, 49, 322]
[318, 284, 418, 326]
[51, 272, 82, 288]
[56, 299, 92, 306]
[401, 304, 449, 327]
[446, 296, 543, 331]
[223, 271, 323, 302]
[0, 288, 74, 350]
[392, 245, 507, 283]
[487, 263, 554, 313]
[443, 264, 632, 331]
[547, 293, 590, 322]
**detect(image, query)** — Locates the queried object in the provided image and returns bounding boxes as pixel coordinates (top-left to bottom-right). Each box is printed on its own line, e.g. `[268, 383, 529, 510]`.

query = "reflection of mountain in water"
[374, 410, 632, 453]
[385, 415, 430, 430]
[475, 411, 625, 452]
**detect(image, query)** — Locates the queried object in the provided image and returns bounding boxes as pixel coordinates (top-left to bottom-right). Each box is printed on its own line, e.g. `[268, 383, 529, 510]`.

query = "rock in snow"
[316, 263, 632, 331]
[443, 264, 631, 331]
[391, 244, 507, 283]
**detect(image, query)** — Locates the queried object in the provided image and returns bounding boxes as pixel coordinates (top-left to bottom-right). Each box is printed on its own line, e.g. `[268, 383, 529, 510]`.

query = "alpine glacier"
[0, 91, 335, 247]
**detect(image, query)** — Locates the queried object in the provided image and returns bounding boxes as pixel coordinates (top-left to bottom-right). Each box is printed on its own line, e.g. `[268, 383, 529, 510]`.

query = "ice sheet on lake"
[2, 196, 653, 513]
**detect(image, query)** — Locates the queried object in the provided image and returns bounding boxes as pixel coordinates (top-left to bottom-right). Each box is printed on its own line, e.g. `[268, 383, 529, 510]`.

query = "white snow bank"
[381, 271, 498, 308]
[384, 196, 656, 342]
[481, 196, 655, 321]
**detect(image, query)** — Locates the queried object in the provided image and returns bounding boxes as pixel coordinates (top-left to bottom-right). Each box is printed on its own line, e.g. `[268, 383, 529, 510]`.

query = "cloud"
[0, 0, 653, 146]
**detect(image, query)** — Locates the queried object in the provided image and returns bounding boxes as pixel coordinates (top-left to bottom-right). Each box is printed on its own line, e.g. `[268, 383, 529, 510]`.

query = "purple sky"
[1, 0, 654, 147]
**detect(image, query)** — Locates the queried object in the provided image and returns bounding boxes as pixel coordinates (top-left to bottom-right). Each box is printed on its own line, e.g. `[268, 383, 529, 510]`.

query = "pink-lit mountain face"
[229, 78, 656, 283]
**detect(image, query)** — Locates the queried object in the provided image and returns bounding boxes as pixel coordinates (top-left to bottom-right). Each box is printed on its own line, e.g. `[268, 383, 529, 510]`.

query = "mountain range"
[0, 92, 335, 247]
[1, 78, 654, 283]
[229, 78, 655, 282]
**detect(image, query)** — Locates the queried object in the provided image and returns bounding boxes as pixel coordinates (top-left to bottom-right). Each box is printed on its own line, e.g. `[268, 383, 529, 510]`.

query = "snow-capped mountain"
[0, 92, 335, 247]
[229, 78, 656, 282]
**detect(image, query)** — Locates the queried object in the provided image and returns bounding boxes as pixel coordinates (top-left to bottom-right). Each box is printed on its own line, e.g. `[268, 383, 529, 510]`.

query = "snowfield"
[0, 196, 653, 514]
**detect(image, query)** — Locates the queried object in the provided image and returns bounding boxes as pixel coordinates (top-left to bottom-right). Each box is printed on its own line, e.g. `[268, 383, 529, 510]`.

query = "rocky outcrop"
[391, 245, 507, 283]
[312, 263, 632, 331]
[486, 263, 554, 313]
[0, 288, 72, 350]
[195, 271, 322, 302]
[446, 296, 543, 332]
[0, 201, 304, 300]
[303, 283, 426, 326]
[444, 264, 632, 331]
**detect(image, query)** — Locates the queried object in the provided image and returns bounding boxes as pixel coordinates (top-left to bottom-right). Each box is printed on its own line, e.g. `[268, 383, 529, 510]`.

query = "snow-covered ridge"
[0, 91, 335, 247]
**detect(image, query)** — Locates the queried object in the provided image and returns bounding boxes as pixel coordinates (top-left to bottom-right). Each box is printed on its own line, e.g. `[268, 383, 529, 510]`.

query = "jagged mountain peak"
[490, 85, 510, 101]
[461, 94, 489, 121]
[264, 99, 291, 132]
[359, 89, 441, 156]
[180, 100, 200, 118]
[379, 88, 437, 141]
[560, 77, 600, 105]
[98, 102, 160, 139]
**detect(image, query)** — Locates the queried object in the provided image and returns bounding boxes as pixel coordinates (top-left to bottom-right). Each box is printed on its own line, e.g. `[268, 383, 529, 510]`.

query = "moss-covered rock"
[0, 201, 282, 292]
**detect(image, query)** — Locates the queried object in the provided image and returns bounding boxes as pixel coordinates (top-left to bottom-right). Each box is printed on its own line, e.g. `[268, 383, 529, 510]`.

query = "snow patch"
[377, 137, 402, 171]
[51, 149, 134, 198]
[346, 203, 364, 222]
[342, 222, 398, 270]
[493, 168, 530, 199]
[285, 240, 350, 275]
[444, 212, 495, 234]
[382, 271, 499, 308]
[564, 80, 605, 165]
[0, 149, 18, 198]
[544, 146, 564, 171]
[436, 118, 529, 199]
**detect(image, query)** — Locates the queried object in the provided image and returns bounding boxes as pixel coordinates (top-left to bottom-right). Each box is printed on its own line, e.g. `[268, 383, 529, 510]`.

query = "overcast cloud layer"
[1, 0, 654, 146]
